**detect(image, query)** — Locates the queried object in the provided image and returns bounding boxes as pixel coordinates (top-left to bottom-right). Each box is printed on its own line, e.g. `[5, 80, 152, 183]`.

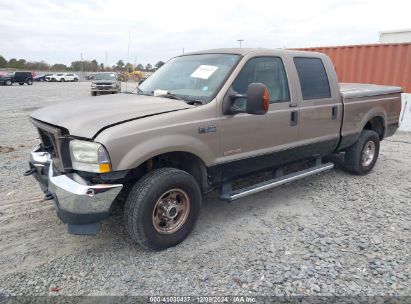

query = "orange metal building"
[296, 43, 411, 93]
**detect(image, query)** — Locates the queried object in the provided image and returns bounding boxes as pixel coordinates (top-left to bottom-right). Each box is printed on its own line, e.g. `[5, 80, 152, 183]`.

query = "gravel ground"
[0, 82, 410, 297]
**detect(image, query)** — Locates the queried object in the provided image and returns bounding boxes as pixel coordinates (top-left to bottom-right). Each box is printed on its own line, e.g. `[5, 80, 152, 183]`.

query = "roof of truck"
[182, 48, 323, 57]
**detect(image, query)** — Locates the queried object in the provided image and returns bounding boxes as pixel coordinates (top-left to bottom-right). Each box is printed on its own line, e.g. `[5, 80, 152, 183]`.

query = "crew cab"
[26, 48, 402, 250]
[91, 72, 121, 96]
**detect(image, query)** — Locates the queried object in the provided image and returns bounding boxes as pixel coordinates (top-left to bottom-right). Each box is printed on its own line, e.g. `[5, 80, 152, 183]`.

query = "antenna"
[237, 39, 244, 48]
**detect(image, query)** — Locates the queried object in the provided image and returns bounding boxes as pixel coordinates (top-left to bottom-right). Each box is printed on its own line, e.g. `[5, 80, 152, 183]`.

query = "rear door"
[66, 73, 74, 81]
[292, 56, 342, 155]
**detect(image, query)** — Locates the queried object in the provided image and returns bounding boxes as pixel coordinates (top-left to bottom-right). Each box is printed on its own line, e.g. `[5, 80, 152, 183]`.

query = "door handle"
[332, 106, 338, 120]
[290, 111, 298, 126]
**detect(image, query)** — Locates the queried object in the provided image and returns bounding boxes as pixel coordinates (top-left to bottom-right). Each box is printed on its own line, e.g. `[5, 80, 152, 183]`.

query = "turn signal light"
[262, 88, 270, 111]
[99, 163, 111, 173]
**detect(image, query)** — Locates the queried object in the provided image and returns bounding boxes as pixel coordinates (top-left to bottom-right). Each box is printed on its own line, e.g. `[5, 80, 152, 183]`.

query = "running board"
[220, 162, 334, 202]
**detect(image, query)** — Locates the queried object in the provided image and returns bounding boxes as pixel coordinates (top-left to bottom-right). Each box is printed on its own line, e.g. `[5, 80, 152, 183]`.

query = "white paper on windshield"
[190, 65, 218, 79]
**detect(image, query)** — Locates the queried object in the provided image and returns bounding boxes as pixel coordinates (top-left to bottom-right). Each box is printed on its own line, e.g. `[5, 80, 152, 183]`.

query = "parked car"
[47, 73, 79, 82]
[26, 48, 402, 250]
[0, 71, 33, 85]
[34, 73, 54, 82]
[91, 73, 121, 96]
[85, 74, 95, 80]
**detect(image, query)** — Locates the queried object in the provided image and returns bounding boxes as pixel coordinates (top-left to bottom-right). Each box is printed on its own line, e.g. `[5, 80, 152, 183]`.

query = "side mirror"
[245, 83, 270, 115]
[223, 83, 269, 115]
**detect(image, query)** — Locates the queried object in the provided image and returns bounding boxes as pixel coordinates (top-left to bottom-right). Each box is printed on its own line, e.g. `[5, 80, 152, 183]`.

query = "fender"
[115, 134, 215, 171]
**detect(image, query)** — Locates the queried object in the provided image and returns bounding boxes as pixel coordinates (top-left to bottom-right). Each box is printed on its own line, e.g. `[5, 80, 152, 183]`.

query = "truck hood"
[30, 93, 193, 139]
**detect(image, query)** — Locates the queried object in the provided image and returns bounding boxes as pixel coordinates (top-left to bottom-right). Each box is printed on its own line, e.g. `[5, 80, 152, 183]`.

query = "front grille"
[30, 118, 70, 172]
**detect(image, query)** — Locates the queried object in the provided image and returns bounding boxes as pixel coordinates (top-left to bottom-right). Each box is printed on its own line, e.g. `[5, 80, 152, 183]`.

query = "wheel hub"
[152, 189, 190, 234]
[361, 140, 375, 167]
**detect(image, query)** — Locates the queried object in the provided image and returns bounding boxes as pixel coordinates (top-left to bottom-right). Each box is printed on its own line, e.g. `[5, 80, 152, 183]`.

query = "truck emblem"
[198, 125, 217, 134]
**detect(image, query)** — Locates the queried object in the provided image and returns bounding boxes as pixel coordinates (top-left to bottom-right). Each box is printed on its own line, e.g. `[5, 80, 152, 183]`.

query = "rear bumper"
[28, 147, 123, 233]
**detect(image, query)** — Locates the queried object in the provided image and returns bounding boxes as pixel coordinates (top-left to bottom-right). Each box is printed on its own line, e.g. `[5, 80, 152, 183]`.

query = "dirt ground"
[0, 82, 410, 296]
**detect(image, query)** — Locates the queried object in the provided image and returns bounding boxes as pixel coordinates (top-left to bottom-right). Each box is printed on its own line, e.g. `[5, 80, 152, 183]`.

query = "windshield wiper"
[153, 90, 204, 105]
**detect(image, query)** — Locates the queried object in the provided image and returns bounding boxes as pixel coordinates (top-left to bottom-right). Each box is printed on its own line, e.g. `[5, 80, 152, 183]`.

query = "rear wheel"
[5, 80, 12, 86]
[27, 79, 33, 85]
[61, 78, 65, 82]
[344, 130, 380, 175]
[124, 168, 201, 251]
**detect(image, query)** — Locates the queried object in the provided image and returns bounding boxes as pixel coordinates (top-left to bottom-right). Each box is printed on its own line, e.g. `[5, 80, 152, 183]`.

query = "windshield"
[94, 73, 116, 80]
[139, 54, 240, 103]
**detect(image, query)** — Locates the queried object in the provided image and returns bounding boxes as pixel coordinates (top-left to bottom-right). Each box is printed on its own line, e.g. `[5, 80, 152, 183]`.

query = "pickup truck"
[26, 48, 402, 250]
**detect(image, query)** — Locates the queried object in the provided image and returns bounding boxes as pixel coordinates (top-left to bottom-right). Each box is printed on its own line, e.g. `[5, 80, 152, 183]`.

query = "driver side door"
[217, 56, 299, 178]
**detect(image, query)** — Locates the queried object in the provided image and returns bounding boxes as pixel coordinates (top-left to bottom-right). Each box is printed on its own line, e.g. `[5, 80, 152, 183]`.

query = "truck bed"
[340, 83, 402, 99]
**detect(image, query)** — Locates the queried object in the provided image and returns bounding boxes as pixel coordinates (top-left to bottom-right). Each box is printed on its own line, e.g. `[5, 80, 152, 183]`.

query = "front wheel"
[60, 78, 65, 82]
[5, 80, 12, 86]
[27, 79, 33, 85]
[344, 130, 380, 175]
[124, 168, 201, 250]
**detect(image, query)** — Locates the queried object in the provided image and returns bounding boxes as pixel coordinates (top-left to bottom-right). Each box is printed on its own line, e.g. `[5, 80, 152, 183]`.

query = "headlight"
[91, 83, 96, 87]
[69, 140, 111, 173]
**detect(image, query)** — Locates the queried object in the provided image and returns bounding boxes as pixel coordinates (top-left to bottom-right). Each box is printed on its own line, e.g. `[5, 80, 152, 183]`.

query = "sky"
[0, 0, 410, 67]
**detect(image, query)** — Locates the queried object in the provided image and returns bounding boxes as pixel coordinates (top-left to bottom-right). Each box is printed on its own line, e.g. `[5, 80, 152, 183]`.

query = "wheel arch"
[124, 151, 209, 193]
[362, 115, 385, 139]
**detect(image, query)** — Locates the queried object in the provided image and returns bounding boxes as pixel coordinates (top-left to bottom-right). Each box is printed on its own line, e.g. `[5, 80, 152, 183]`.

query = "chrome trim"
[48, 161, 123, 214]
[30, 150, 51, 166]
[222, 163, 334, 201]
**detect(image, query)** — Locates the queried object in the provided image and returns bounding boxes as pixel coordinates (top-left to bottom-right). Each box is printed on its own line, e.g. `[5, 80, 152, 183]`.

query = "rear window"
[294, 57, 331, 100]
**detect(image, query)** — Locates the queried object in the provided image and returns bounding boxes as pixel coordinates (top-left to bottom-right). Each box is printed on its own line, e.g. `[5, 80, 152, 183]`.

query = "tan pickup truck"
[26, 48, 402, 250]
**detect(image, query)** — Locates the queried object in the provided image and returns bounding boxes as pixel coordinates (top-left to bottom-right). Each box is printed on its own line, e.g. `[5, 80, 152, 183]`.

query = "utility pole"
[105, 51, 107, 69]
[80, 52, 84, 75]
[182, 48, 185, 54]
[237, 39, 244, 48]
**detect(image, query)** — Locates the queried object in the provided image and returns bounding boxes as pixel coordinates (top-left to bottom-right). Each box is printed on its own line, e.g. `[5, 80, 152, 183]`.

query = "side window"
[232, 57, 290, 104]
[293, 57, 331, 100]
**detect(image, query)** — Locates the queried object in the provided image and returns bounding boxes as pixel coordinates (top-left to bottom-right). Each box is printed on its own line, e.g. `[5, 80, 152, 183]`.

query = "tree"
[125, 62, 133, 73]
[99, 63, 104, 71]
[71, 61, 82, 71]
[145, 63, 152, 71]
[91, 59, 98, 72]
[0, 55, 7, 68]
[16, 59, 26, 69]
[136, 63, 144, 70]
[8, 58, 18, 68]
[116, 60, 124, 70]
[51, 64, 67, 71]
[155, 61, 165, 69]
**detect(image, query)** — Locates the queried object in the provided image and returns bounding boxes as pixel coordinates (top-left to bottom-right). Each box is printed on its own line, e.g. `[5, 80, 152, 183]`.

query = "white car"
[46, 73, 79, 82]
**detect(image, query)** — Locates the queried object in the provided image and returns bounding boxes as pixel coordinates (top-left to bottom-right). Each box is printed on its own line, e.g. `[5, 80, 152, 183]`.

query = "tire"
[124, 168, 201, 251]
[91, 91, 97, 96]
[27, 79, 33, 85]
[19, 82, 24, 85]
[61, 78, 65, 82]
[344, 130, 380, 175]
[74, 78, 79, 82]
[5, 80, 12, 86]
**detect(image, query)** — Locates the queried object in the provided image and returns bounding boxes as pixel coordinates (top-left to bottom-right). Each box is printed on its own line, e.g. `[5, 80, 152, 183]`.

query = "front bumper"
[27, 148, 123, 234]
